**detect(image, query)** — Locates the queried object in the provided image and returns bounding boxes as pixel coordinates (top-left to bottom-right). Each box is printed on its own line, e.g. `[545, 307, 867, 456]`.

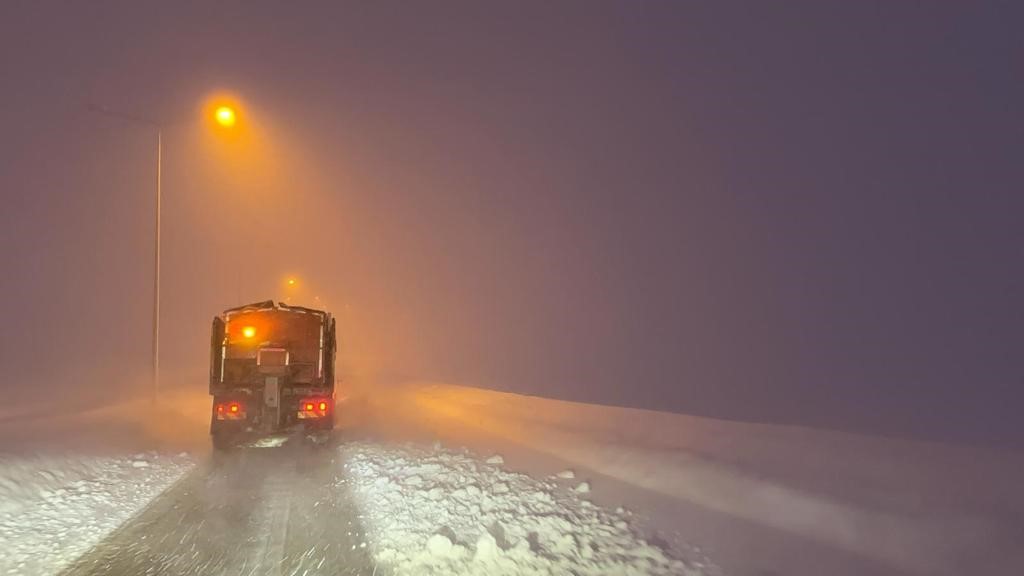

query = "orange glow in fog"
[242, 326, 256, 339]
[215, 106, 237, 127]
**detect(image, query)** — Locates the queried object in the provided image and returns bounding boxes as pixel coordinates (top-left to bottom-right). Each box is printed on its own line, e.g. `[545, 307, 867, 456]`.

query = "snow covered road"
[69, 439, 703, 576]
[3, 382, 1022, 575]
[0, 437, 704, 576]
[60, 438, 375, 576]
[1, 429, 698, 576]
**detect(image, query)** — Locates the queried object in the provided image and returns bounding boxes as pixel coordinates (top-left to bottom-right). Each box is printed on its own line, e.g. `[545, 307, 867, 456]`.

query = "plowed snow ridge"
[0, 453, 193, 576]
[342, 441, 710, 576]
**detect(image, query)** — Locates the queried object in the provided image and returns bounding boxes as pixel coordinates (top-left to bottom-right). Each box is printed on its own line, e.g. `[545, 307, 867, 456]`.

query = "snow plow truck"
[208, 300, 337, 449]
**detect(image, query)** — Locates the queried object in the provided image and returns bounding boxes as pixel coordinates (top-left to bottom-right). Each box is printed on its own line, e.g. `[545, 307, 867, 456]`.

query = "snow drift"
[358, 382, 1024, 576]
[343, 441, 709, 575]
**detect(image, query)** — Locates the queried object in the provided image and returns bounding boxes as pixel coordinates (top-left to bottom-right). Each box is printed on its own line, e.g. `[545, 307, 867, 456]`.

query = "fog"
[1, 2, 1022, 446]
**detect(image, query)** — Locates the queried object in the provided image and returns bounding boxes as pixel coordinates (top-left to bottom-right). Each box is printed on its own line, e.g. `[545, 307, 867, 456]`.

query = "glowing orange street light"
[287, 278, 297, 286]
[214, 106, 237, 127]
[90, 93, 248, 404]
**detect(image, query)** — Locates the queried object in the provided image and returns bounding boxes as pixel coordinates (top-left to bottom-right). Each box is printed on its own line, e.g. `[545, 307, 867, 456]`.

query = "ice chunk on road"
[574, 481, 591, 493]
[485, 454, 504, 465]
[555, 469, 575, 479]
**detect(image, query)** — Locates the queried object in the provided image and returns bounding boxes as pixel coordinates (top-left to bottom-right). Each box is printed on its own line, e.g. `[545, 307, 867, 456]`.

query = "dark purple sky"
[1, 2, 1021, 446]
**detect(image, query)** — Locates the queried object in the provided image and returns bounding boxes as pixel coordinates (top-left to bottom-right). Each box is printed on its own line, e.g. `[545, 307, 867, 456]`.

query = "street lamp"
[215, 106, 237, 127]
[90, 99, 240, 401]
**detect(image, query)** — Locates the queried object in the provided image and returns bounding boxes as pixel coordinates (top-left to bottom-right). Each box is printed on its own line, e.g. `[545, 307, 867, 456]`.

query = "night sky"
[1, 2, 1021, 446]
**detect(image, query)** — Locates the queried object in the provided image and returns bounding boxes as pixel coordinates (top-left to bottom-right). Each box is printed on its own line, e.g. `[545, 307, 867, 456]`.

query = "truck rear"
[208, 300, 337, 448]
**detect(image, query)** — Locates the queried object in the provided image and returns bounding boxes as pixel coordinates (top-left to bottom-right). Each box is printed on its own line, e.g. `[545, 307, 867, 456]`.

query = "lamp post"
[91, 102, 239, 401]
[153, 128, 161, 402]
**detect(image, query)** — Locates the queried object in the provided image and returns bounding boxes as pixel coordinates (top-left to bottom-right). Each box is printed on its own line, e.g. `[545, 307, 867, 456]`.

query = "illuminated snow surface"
[343, 442, 711, 576]
[0, 452, 193, 576]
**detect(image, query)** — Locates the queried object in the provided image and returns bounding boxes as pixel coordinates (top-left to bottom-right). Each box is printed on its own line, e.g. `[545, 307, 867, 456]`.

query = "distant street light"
[215, 106, 237, 127]
[90, 98, 241, 401]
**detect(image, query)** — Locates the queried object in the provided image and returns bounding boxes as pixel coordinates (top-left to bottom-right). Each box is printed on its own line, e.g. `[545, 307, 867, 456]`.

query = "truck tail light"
[215, 401, 247, 420]
[298, 397, 331, 419]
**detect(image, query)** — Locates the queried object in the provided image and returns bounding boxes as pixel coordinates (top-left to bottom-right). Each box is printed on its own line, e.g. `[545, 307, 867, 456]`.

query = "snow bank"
[343, 441, 710, 576]
[0, 389, 212, 455]
[0, 452, 193, 575]
[359, 382, 1024, 575]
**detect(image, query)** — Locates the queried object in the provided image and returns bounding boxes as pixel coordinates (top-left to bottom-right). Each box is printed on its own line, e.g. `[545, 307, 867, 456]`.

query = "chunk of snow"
[485, 454, 504, 465]
[131, 460, 150, 468]
[574, 481, 591, 493]
[474, 532, 500, 562]
[555, 469, 575, 479]
[426, 533, 453, 557]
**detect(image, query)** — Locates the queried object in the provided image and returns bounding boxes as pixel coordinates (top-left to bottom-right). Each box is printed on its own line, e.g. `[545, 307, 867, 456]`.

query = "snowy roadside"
[349, 382, 1024, 575]
[0, 452, 194, 575]
[341, 441, 713, 576]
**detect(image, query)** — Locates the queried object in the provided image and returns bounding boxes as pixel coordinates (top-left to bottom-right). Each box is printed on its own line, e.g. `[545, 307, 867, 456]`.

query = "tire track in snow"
[61, 437, 374, 576]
